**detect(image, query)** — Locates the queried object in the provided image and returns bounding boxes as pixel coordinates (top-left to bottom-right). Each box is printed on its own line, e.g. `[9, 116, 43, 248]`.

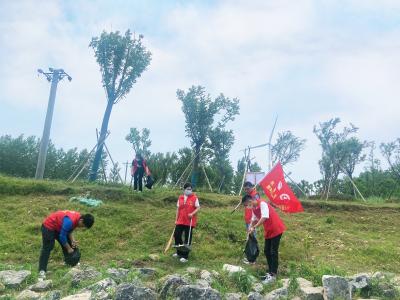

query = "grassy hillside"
[0, 175, 399, 295]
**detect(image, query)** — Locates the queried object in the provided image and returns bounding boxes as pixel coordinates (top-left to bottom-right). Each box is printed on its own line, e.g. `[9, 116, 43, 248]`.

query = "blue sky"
[1, 0, 400, 182]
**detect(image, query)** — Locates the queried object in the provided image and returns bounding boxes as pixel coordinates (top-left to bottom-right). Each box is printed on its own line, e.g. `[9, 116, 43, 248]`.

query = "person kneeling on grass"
[173, 182, 200, 263]
[38, 210, 94, 281]
[242, 194, 286, 284]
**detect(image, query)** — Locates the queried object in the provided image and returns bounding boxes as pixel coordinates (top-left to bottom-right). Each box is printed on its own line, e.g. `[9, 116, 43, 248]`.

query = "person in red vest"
[131, 152, 151, 192]
[173, 182, 200, 263]
[38, 210, 94, 281]
[242, 181, 260, 264]
[242, 194, 286, 284]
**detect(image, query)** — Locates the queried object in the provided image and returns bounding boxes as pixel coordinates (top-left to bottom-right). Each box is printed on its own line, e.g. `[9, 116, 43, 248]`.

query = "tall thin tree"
[89, 30, 151, 181]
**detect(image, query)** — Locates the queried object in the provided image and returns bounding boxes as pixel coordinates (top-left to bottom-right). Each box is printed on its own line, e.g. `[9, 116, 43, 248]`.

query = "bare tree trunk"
[191, 144, 201, 188]
[89, 100, 114, 181]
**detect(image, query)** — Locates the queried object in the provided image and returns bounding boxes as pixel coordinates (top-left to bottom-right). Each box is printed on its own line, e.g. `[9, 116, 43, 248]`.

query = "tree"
[208, 127, 235, 192]
[125, 127, 152, 158]
[380, 138, 400, 181]
[177, 85, 239, 188]
[108, 162, 121, 183]
[271, 131, 306, 167]
[313, 118, 359, 198]
[89, 30, 152, 181]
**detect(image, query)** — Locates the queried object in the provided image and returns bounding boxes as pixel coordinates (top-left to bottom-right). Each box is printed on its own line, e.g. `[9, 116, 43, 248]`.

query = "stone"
[300, 286, 324, 300]
[84, 278, 116, 293]
[200, 270, 213, 283]
[211, 270, 220, 278]
[264, 287, 288, 300]
[90, 290, 111, 300]
[16, 290, 41, 300]
[148, 254, 160, 261]
[0, 270, 31, 288]
[175, 285, 221, 300]
[252, 283, 263, 293]
[135, 268, 156, 277]
[297, 277, 313, 288]
[65, 267, 101, 287]
[60, 292, 92, 300]
[186, 267, 199, 275]
[106, 268, 129, 283]
[115, 283, 156, 300]
[222, 264, 245, 275]
[195, 279, 210, 288]
[322, 275, 351, 300]
[247, 292, 263, 300]
[28, 280, 53, 292]
[224, 293, 243, 300]
[348, 273, 371, 293]
[159, 274, 189, 300]
[40, 290, 62, 300]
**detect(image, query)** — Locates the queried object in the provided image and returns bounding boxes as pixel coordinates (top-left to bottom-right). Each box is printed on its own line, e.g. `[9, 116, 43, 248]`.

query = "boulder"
[134, 268, 156, 277]
[300, 286, 324, 300]
[211, 270, 220, 278]
[224, 293, 243, 300]
[247, 292, 263, 300]
[40, 290, 62, 300]
[195, 279, 211, 288]
[148, 254, 160, 261]
[222, 264, 245, 275]
[16, 290, 41, 300]
[64, 267, 101, 287]
[175, 285, 221, 300]
[159, 274, 189, 300]
[115, 283, 156, 300]
[84, 278, 116, 293]
[264, 287, 288, 300]
[252, 283, 263, 293]
[297, 277, 313, 288]
[106, 268, 129, 283]
[186, 267, 199, 275]
[60, 292, 92, 300]
[322, 275, 351, 300]
[348, 273, 371, 292]
[28, 280, 53, 292]
[200, 270, 213, 283]
[0, 270, 31, 288]
[90, 290, 111, 300]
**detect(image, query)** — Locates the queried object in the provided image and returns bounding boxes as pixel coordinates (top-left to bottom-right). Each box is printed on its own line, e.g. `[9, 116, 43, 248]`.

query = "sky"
[1, 0, 400, 183]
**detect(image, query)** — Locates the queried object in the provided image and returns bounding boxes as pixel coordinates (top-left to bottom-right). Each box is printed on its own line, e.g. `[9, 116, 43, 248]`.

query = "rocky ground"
[0, 263, 399, 300]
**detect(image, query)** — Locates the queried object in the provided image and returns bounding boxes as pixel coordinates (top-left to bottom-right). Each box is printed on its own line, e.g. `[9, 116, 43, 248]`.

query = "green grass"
[0, 176, 399, 297]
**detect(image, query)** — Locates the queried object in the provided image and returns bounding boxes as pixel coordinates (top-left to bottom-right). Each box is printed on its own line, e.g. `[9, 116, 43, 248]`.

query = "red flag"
[259, 162, 304, 213]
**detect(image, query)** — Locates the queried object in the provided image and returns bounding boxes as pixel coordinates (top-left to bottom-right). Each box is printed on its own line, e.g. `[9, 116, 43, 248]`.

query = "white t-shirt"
[177, 195, 200, 208]
[251, 201, 269, 222]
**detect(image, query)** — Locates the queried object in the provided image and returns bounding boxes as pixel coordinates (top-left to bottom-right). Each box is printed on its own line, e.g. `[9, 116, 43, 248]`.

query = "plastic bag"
[64, 248, 81, 266]
[145, 175, 154, 189]
[244, 233, 259, 263]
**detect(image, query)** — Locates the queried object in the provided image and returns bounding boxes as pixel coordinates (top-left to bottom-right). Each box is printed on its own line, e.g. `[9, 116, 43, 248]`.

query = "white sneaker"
[38, 270, 46, 282]
[261, 273, 276, 284]
[172, 253, 179, 258]
[179, 257, 188, 263]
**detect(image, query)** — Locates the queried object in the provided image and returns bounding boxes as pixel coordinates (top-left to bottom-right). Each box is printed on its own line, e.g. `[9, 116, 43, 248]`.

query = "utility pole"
[35, 68, 72, 179]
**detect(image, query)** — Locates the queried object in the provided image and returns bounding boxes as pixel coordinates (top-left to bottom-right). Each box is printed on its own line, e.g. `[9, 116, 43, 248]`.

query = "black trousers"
[264, 234, 282, 275]
[174, 224, 194, 259]
[133, 168, 144, 191]
[39, 225, 70, 272]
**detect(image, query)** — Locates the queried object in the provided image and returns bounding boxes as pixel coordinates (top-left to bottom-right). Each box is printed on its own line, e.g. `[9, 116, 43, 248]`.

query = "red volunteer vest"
[244, 189, 260, 223]
[176, 194, 198, 227]
[43, 210, 81, 232]
[253, 199, 286, 239]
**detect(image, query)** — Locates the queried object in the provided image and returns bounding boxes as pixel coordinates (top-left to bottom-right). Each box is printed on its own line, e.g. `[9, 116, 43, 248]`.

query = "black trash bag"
[145, 175, 154, 189]
[64, 248, 81, 266]
[244, 233, 259, 263]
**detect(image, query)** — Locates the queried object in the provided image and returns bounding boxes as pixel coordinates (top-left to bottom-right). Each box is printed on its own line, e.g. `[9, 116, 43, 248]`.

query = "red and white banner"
[259, 162, 304, 213]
